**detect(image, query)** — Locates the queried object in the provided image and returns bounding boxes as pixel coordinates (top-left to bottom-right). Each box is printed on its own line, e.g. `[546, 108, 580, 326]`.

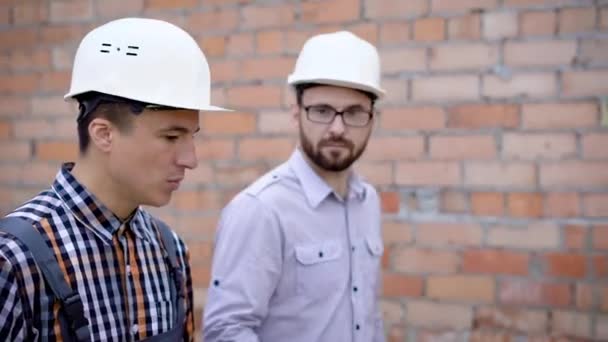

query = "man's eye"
[165, 135, 179, 141]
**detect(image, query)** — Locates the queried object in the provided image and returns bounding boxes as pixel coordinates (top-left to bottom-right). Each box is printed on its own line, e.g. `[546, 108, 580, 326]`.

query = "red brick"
[187, 9, 239, 32]
[564, 225, 588, 250]
[382, 221, 413, 246]
[545, 193, 580, 218]
[242, 4, 295, 28]
[499, 280, 571, 307]
[12, 2, 48, 25]
[258, 110, 296, 134]
[180, 165, 213, 188]
[505, 40, 576, 67]
[505, 0, 587, 6]
[381, 47, 426, 73]
[417, 222, 483, 247]
[392, 248, 460, 273]
[471, 192, 504, 216]
[579, 39, 608, 66]
[448, 13, 481, 40]
[520, 10, 557, 36]
[0, 121, 10, 139]
[284, 30, 310, 54]
[302, 0, 359, 24]
[49, 0, 93, 23]
[464, 249, 529, 275]
[226, 85, 282, 108]
[431, 0, 497, 13]
[541, 162, 608, 188]
[412, 75, 479, 101]
[380, 22, 410, 45]
[407, 301, 473, 330]
[381, 79, 409, 105]
[0, 73, 39, 94]
[474, 307, 548, 334]
[191, 265, 211, 288]
[356, 162, 393, 186]
[522, 102, 598, 129]
[414, 17, 445, 42]
[0, 28, 38, 48]
[602, 8, 608, 29]
[10, 49, 51, 72]
[209, 60, 239, 83]
[39, 71, 70, 93]
[563, 70, 608, 97]
[201, 112, 256, 135]
[508, 192, 543, 218]
[347, 23, 379, 45]
[559, 7, 595, 34]
[145, 0, 196, 9]
[584, 194, 608, 218]
[382, 273, 423, 297]
[575, 283, 595, 310]
[198, 36, 226, 58]
[386, 325, 407, 342]
[583, 133, 608, 159]
[21, 161, 59, 186]
[430, 135, 496, 160]
[483, 11, 517, 39]
[465, 162, 536, 188]
[427, 275, 495, 302]
[592, 225, 608, 250]
[380, 192, 399, 213]
[483, 73, 557, 99]
[440, 190, 468, 214]
[503, 133, 576, 160]
[363, 136, 424, 161]
[238, 138, 294, 161]
[365, 0, 428, 19]
[552, 310, 593, 339]
[36, 141, 78, 161]
[544, 253, 587, 278]
[0, 142, 30, 161]
[0, 96, 28, 117]
[448, 104, 519, 129]
[241, 57, 295, 80]
[256, 31, 283, 55]
[595, 255, 608, 278]
[214, 164, 267, 188]
[488, 223, 560, 249]
[226, 33, 254, 57]
[194, 139, 235, 161]
[94, 0, 144, 18]
[430, 43, 498, 70]
[397, 162, 461, 186]
[40, 24, 91, 46]
[381, 106, 445, 131]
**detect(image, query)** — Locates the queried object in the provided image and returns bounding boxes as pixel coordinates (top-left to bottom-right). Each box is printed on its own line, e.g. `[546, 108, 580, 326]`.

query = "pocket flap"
[366, 236, 384, 256]
[295, 240, 342, 265]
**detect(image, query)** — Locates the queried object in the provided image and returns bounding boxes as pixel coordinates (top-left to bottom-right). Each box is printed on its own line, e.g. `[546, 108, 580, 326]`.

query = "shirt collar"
[51, 163, 154, 244]
[288, 149, 366, 208]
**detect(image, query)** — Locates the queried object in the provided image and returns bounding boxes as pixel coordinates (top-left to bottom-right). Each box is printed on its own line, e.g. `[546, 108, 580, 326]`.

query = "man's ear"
[88, 118, 114, 153]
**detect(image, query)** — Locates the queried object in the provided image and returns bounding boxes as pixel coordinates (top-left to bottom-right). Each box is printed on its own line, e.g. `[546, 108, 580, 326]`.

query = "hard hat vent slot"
[126, 45, 139, 56]
[100, 43, 111, 53]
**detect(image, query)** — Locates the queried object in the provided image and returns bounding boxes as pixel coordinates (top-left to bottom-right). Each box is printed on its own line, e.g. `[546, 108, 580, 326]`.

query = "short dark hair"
[76, 93, 136, 155]
[293, 83, 378, 107]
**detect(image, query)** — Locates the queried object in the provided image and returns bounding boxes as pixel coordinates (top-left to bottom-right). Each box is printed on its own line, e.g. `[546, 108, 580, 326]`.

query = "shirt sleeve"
[0, 250, 28, 341]
[203, 193, 283, 342]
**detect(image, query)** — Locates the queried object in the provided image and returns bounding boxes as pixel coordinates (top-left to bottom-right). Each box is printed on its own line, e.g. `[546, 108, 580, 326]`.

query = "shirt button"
[131, 324, 138, 334]
[355, 324, 360, 330]
[353, 286, 358, 292]
[351, 246, 355, 252]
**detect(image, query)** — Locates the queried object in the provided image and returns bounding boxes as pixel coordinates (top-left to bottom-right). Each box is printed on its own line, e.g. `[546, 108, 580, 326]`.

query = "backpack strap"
[0, 217, 90, 342]
[153, 218, 186, 334]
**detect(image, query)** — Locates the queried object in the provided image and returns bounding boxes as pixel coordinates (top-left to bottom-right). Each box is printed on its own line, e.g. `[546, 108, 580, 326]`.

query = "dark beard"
[299, 126, 368, 172]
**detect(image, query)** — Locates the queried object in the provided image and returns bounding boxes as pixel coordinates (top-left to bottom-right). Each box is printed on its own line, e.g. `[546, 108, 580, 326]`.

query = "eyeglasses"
[303, 104, 374, 127]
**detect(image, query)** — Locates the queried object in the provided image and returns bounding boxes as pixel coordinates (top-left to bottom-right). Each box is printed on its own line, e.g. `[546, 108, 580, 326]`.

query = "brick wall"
[1, 0, 607, 341]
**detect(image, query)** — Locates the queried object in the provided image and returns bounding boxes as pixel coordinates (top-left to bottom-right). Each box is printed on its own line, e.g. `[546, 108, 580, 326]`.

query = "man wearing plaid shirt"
[0, 18, 227, 341]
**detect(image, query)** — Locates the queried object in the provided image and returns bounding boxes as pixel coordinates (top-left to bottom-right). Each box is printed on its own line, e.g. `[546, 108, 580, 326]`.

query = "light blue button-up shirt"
[203, 149, 385, 342]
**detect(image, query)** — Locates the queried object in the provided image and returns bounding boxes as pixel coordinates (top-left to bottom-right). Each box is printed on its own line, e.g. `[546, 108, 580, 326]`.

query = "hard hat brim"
[287, 76, 385, 99]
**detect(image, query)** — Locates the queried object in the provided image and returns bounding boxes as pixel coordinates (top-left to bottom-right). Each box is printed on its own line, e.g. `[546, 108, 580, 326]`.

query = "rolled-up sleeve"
[203, 193, 283, 342]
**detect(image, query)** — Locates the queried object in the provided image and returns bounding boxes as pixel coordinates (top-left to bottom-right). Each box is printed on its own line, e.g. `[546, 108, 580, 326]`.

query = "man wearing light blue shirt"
[203, 31, 386, 342]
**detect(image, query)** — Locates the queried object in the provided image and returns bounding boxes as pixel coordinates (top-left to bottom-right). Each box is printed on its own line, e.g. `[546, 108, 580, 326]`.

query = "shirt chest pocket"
[364, 235, 384, 288]
[294, 240, 345, 299]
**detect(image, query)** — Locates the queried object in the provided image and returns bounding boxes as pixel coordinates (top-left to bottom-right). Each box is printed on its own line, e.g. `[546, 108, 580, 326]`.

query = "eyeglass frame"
[302, 104, 375, 127]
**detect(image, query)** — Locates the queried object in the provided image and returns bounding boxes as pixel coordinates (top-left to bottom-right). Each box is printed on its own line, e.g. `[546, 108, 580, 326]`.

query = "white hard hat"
[287, 31, 385, 99]
[65, 17, 227, 111]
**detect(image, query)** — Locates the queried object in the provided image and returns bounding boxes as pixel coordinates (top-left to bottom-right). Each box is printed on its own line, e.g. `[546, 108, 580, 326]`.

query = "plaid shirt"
[0, 164, 194, 341]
